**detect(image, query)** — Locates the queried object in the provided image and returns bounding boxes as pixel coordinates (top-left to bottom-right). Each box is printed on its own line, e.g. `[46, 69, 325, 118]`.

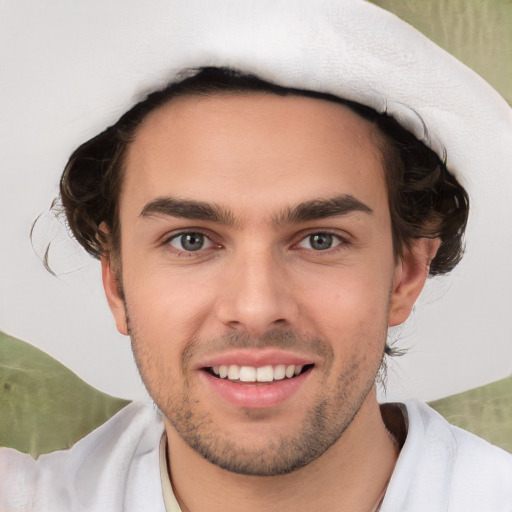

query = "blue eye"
[298, 233, 341, 251]
[169, 232, 213, 252]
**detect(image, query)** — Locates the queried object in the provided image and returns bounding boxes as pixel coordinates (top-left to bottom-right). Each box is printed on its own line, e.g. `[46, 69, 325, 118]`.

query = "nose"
[215, 248, 299, 336]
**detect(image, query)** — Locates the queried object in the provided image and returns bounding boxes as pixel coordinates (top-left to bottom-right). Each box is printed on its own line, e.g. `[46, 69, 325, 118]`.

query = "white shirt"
[1, 400, 511, 511]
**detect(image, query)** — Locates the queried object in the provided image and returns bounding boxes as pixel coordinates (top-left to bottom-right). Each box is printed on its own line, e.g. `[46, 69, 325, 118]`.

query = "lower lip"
[201, 369, 312, 409]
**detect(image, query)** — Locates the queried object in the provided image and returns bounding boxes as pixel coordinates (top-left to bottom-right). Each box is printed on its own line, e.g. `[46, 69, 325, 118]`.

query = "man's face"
[103, 93, 413, 475]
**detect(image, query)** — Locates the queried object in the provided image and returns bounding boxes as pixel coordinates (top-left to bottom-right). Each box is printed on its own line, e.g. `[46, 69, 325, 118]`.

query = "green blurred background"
[371, 0, 512, 105]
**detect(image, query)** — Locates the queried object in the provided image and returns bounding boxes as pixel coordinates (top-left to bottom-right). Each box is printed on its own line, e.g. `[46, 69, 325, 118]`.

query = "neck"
[165, 389, 400, 512]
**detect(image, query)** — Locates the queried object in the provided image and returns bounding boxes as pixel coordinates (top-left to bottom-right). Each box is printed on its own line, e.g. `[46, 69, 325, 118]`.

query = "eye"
[168, 232, 215, 252]
[297, 232, 342, 251]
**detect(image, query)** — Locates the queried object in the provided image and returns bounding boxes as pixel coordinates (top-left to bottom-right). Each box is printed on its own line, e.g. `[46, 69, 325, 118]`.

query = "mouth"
[204, 363, 314, 383]
[198, 351, 316, 408]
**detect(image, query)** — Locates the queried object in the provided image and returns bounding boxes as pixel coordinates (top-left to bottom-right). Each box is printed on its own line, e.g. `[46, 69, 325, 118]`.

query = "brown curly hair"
[59, 67, 469, 277]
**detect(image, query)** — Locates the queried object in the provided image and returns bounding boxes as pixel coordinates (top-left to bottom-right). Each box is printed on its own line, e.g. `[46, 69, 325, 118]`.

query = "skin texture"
[102, 93, 438, 512]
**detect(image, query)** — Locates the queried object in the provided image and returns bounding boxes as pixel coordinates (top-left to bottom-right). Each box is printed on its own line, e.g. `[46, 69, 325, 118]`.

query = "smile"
[198, 350, 316, 408]
[207, 364, 312, 383]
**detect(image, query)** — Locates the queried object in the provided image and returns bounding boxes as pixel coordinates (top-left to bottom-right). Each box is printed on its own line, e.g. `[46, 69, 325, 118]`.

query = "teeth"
[209, 364, 307, 382]
[227, 365, 240, 380]
[273, 365, 286, 380]
[239, 366, 256, 382]
[256, 365, 274, 382]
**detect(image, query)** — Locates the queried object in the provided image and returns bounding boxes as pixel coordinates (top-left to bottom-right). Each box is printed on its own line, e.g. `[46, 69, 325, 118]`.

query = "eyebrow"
[140, 197, 237, 225]
[139, 194, 372, 226]
[274, 195, 373, 225]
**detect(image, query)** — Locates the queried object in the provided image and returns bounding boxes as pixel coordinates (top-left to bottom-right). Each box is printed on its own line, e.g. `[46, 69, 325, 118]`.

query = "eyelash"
[163, 230, 220, 256]
[293, 231, 349, 252]
[162, 229, 350, 256]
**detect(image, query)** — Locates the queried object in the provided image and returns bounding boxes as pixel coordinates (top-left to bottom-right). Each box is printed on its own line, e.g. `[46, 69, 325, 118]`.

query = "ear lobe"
[101, 252, 129, 336]
[388, 238, 441, 327]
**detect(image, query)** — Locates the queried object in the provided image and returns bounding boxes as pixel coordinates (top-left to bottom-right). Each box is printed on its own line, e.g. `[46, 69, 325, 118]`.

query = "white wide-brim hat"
[1, 0, 511, 401]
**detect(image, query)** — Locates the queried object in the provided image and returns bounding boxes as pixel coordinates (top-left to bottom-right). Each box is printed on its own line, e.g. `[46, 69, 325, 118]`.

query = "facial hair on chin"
[128, 321, 384, 477]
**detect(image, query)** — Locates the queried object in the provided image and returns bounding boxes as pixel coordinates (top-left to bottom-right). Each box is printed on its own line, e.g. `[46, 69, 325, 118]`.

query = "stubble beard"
[165, 366, 377, 476]
[128, 319, 384, 477]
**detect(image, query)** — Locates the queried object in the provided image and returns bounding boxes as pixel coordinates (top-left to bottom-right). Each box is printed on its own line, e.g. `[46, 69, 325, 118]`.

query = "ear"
[100, 242, 129, 336]
[388, 238, 441, 327]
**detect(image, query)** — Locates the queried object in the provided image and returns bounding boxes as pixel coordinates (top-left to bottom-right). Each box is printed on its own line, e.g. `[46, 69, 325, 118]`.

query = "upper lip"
[196, 349, 316, 370]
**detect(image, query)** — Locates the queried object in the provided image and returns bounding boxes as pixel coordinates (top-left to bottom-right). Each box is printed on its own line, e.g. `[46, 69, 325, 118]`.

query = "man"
[1, 1, 511, 511]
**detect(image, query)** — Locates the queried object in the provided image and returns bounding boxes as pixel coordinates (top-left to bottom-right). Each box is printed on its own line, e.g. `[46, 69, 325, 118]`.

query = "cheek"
[306, 263, 391, 313]
[121, 254, 227, 353]
[300, 266, 391, 352]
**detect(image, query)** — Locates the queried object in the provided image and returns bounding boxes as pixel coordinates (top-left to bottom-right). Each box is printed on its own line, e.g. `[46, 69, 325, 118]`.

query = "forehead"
[121, 93, 387, 219]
